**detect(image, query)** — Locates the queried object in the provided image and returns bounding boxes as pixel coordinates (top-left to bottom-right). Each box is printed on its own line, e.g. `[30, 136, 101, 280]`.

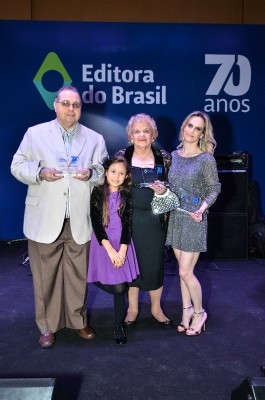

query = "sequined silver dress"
[166, 151, 221, 252]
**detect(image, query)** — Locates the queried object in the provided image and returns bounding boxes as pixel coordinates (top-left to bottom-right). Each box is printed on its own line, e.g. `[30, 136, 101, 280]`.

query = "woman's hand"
[149, 180, 167, 195]
[190, 201, 208, 222]
[190, 210, 203, 222]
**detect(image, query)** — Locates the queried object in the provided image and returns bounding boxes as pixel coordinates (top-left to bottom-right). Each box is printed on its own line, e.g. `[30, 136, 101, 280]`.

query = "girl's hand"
[118, 245, 127, 266]
[102, 240, 125, 267]
[114, 252, 126, 268]
[116, 253, 126, 268]
[107, 249, 125, 268]
[149, 180, 167, 195]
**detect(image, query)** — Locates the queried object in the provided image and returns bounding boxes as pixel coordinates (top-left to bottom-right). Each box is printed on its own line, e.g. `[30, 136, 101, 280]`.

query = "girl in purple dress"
[88, 156, 139, 345]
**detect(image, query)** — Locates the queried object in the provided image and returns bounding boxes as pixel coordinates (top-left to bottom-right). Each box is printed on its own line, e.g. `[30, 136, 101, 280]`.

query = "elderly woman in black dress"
[154, 111, 221, 335]
[116, 113, 173, 328]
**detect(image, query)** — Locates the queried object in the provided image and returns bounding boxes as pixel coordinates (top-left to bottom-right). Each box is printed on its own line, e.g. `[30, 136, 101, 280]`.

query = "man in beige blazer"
[11, 86, 108, 347]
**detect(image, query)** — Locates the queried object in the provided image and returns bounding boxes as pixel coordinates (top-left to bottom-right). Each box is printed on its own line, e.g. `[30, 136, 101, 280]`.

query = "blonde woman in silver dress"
[153, 111, 221, 336]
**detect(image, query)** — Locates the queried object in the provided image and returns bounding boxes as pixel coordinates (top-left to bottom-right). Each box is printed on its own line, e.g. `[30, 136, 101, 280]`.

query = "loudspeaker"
[207, 214, 248, 259]
[211, 153, 248, 214]
[0, 378, 67, 400]
[206, 153, 249, 259]
[231, 377, 265, 400]
[211, 167, 248, 214]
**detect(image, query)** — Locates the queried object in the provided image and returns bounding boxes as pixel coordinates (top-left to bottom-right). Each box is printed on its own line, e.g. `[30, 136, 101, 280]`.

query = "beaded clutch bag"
[151, 190, 180, 214]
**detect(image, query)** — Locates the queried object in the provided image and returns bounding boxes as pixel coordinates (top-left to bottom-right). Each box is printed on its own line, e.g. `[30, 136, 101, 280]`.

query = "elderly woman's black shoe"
[153, 317, 174, 330]
[124, 320, 137, 330]
[159, 319, 174, 330]
[113, 326, 127, 345]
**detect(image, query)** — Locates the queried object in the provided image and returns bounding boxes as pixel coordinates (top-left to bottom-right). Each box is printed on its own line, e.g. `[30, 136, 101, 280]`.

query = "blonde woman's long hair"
[178, 111, 217, 155]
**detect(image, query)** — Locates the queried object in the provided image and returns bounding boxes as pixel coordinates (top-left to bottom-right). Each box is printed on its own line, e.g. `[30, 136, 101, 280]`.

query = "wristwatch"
[39, 167, 44, 181]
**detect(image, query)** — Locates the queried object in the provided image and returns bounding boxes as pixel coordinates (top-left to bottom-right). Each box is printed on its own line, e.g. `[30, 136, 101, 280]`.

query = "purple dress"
[87, 192, 140, 285]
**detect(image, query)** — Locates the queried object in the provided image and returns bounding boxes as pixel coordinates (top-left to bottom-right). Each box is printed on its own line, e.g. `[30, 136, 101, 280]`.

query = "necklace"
[110, 192, 120, 207]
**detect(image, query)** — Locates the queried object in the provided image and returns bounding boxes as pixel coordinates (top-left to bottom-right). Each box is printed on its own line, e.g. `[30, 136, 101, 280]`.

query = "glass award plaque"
[139, 164, 167, 188]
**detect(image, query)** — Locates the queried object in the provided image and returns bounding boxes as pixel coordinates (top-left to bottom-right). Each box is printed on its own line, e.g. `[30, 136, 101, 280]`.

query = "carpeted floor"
[1, 240, 265, 400]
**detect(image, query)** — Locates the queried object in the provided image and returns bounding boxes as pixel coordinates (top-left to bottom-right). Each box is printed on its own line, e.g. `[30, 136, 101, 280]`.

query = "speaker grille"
[231, 377, 265, 400]
[0, 378, 57, 400]
[207, 214, 248, 259]
[0, 378, 56, 388]
[207, 153, 248, 260]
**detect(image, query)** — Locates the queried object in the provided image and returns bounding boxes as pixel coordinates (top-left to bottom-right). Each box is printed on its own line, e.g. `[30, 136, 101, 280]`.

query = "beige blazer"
[11, 119, 108, 244]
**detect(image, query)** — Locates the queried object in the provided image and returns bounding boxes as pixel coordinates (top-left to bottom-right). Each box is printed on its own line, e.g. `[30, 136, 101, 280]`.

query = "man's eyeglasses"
[56, 100, 82, 109]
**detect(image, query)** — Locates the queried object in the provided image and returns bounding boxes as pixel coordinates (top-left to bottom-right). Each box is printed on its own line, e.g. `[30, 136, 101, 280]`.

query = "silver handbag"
[151, 190, 180, 214]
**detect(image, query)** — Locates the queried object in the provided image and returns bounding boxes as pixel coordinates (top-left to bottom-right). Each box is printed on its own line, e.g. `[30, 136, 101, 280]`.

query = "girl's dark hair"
[101, 156, 132, 226]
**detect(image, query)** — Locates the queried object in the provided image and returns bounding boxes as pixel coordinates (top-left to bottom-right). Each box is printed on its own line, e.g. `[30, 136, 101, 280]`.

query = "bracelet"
[154, 188, 169, 197]
[86, 168, 93, 181]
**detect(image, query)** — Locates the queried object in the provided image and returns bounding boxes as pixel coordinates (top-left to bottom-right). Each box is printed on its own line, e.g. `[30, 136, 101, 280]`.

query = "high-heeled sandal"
[177, 305, 194, 333]
[186, 309, 207, 336]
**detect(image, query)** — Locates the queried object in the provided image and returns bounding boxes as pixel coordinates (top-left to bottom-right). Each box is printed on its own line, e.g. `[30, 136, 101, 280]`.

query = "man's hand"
[73, 168, 92, 181]
[39, 167, 64, 182]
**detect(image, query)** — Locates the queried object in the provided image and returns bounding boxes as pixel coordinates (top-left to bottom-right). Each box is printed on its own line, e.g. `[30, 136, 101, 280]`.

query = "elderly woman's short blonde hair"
[126, 113, 158, 144]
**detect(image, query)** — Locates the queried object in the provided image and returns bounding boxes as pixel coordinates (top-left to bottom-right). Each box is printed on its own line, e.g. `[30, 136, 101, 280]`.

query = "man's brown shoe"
[75, 326, 96, 340]
[39, 332, 55, 348]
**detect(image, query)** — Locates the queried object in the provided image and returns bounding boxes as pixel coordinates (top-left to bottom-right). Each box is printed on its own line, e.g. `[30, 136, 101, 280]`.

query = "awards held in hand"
[139, 164, 167, 188]
[56, 153, 81, 176]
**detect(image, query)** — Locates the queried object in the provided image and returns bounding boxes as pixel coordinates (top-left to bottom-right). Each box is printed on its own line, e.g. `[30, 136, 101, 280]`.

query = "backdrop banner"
[0, 21, 264, 240]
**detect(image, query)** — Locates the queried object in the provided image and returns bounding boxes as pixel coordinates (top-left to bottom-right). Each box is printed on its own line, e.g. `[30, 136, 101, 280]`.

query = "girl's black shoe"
[113, 326, 127, 345]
